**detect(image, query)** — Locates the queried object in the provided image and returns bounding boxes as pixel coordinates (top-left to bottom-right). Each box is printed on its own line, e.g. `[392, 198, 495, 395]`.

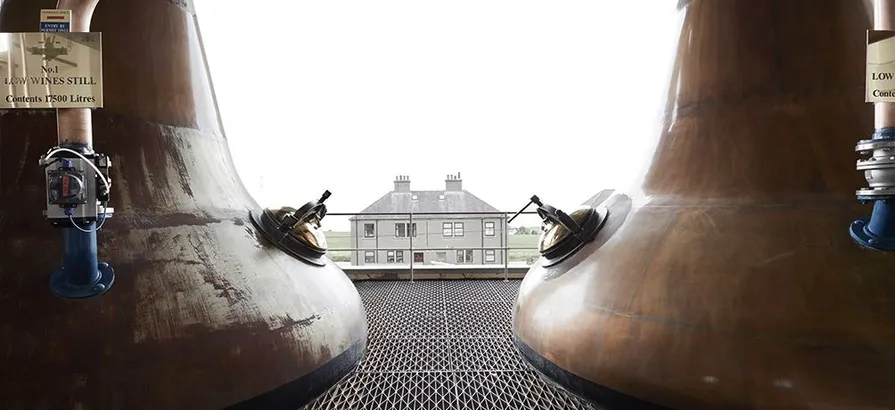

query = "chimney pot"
[445, 173, 463, 191]
[394, 174, 411, 192]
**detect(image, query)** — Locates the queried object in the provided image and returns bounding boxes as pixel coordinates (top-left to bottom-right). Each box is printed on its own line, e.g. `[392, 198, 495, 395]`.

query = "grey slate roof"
[352, 190, 501, 220]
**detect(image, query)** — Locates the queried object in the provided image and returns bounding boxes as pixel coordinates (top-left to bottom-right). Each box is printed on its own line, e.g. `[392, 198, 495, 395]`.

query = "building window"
[364, 223, 375, 238]
[387, 250, 395, 263]
[456, 249, 474, 264]
[395, 223, 417, 238]
[411, 194, 418, 201]
[484, 221, 495, 236]
[485, 249, 495, 263]
[414, 252, 424, 263]
[442, 222, 452, 237]
[454, 222, 464, 237]
[364, 251, 375, 263]
[396, 251, 404, 263]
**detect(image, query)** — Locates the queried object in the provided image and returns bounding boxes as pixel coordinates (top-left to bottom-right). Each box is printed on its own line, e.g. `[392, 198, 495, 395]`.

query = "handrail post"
[503, 211, 509, 282]
[409, 210, 414, 282]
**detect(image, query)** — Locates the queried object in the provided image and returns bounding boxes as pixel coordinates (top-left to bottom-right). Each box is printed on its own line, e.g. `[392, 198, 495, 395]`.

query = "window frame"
[364, 223, 375, 238]
[453, 222, 464, 237]
[485, 249, 495, 263]
[395, 222, 417, 238]
[456, 249, 474, 264]
[387, 250, 395, 263]
[364, 251, 375, 263]
[484, 221, 495, 237]
[442, 222, 453, 237]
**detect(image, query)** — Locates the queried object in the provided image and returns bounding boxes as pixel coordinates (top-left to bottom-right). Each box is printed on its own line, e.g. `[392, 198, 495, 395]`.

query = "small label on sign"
[39, 9, 71, 33]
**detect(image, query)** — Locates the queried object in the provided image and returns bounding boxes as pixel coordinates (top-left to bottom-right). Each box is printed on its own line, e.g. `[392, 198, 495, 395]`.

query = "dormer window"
[439, 194, 445, 200]
[411, 194, 418, 201]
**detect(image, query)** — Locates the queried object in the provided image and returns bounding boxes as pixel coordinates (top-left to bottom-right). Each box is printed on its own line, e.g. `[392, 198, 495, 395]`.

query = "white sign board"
[0, 32, 103, 109]
[867, 30, 895, 102]
[39, 9, 71, 32]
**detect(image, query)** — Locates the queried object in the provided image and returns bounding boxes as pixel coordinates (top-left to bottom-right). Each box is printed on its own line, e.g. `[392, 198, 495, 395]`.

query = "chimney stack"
[445, 172, 463, 191]
[394, 175, 411, 192]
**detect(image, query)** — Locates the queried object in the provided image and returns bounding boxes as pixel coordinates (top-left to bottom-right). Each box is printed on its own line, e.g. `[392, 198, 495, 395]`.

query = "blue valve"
[851, 128, 895, 251]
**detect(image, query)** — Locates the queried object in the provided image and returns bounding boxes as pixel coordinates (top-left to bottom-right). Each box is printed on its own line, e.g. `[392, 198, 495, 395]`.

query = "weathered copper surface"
[0, 1, 367, 409]
[513, 1, 895, 409]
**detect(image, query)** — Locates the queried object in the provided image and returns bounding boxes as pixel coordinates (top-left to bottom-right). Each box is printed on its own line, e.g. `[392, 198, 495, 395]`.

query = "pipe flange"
[857, 188, 895, 198]
[850, 218, 895, 251]
[856, 131, 895, 193]
[50, 262, 115, 299]
[856, 139, 895, 153]
[857, 157, 895, 169]
[249, 208, 328, 266]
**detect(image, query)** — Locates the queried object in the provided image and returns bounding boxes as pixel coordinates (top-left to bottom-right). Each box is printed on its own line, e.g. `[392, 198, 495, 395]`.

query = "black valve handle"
[278, 190, 333, 232]
[509, 194, 584, 235]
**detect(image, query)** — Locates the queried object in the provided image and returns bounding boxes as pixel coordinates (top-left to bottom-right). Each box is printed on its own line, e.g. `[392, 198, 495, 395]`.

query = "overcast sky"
[194, 1, 679, 229]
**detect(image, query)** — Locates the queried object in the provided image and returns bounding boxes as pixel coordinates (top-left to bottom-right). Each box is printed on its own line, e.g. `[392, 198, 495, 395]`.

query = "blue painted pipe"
[851, 203, 895, 251]
[51, 219, 115, 299]
[61, 224, 100, 286]
[866, 200, 895, 239]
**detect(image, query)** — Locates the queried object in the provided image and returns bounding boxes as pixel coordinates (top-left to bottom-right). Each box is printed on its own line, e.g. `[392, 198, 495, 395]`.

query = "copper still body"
[513, 1, 895, 409]
[0, 1, 367, 409]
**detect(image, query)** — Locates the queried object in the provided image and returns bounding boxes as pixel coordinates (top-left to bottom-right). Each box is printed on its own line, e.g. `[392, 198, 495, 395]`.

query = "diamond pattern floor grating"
[302, 280, 596, 410]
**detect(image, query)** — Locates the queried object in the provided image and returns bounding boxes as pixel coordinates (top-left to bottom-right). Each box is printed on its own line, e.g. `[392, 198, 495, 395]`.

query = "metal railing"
[324, 211, 542, 281]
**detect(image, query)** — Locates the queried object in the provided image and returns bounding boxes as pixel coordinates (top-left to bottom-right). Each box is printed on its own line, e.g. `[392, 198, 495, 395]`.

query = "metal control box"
[44, 158, 99, 220]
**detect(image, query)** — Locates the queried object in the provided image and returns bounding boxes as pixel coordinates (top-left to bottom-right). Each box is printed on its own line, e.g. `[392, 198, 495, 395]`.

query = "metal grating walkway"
[303, 280, 596, 410]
